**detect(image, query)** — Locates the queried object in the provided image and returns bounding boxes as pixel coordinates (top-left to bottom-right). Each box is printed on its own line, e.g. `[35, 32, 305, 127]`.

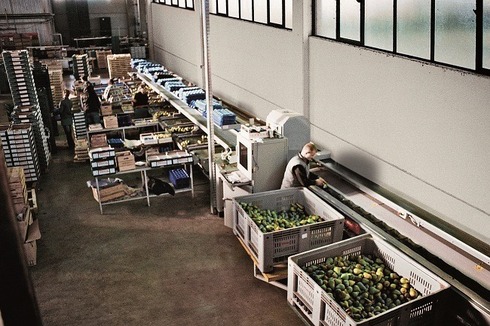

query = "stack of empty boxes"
[0, 123, 41, 183]
[96, 49, 112, 69]
[130, 46, 146, 59]
[48, 66, 64, 106]
[107, 53, 131, 79]
[72, 54, 91, 80]
[2, 50, 50, 174]
[89, 147, 116, 176]
[6, 166, 40, 266]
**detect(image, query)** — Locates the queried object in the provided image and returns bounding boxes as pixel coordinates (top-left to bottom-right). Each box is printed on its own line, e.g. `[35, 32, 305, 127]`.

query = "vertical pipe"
[200, 0, 217, 213]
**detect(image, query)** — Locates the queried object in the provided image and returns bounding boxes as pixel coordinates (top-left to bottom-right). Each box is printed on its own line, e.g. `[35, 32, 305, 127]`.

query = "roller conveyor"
[309, 159, 490, 325]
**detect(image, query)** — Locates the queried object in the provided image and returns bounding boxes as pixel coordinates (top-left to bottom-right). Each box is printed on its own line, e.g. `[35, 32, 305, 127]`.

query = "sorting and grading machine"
[292, 159, 490, 325]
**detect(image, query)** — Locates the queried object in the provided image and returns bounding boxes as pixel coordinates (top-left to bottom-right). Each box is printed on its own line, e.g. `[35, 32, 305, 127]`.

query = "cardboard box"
[116, 151, 135, 171]
[23, 218, 41, 267]
[92, 183, 127, 203]
[23, 240, 37, 266]
[103, 115, 118, 129]
[17, 206, 32, 242]
[90, 133, 107, 148]
[100, 104, 112, 116]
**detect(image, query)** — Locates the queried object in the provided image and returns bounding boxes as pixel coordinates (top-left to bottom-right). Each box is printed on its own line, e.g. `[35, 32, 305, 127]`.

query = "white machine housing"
[266, 109, 310, 161]
[236, 132, 288, 193]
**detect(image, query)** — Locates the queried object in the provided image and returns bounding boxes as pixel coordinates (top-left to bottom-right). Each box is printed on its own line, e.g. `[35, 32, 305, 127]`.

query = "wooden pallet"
[236, 234, 288, 289]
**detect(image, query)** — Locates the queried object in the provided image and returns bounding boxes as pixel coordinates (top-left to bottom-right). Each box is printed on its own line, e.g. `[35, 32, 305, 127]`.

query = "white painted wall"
[149, 4, 202, 84]
[309, 38, 490, 244]
[148, 1, 490, 245]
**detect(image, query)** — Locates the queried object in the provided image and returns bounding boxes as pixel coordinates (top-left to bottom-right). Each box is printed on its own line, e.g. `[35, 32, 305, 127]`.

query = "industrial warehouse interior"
[0, 0, 489, 325]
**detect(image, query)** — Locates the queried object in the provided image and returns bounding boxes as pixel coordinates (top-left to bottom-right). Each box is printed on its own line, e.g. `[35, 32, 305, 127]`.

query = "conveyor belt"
[136, 71, 237, 150]
[308, 160, 490, 324]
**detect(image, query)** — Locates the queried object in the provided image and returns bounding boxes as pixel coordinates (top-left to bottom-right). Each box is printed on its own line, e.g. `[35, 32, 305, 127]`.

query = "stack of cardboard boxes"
[7, 167, 41, 266]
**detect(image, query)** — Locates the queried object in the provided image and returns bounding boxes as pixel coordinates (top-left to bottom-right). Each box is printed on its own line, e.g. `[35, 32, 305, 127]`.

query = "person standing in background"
[103, 78, 115, 101]
[59, 89, 75, 150]
[84, 85, 101, 125]
[132, 84, 149, 107]
[281, 142, 327, 189]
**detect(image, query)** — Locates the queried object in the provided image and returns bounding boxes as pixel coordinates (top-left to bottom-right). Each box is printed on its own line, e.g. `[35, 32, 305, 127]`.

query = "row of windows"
[151, 0, 490, 75]
[315, 0, 490, 75]
[152, 0, 194, 10]
[209, 0, 292, 29]
[152, 0, 292, 28]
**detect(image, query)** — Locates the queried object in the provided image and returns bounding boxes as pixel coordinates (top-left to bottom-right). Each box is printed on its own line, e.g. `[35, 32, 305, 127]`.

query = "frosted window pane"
[217, 0, 227, 14]
[241, 0, 253, 20]
[315, 0, 336, 38]
[254, 0, 267, 23]
[365, 0, 393, 50]
[435, 0, 476, 69]
[172, 0, 178, 5]
[166, 0, 172, 5]
[397, 0, 430, 58]
[186, 0, 193, 8]
[270, 0, 283, 25]
[340, 0, 361, 41]
[229, 0, 239, 18]
[210, 0, 216, 14]
[178, 0, 185, 8]
[285, 0, 292, 29]
[484, 0, 490, 69]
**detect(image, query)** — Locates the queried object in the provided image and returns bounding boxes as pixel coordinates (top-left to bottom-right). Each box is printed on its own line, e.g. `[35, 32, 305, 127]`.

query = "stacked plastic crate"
[95, 49, 112, 69]
[212, 108, 236, 127]
[2, 50, 50, 174]
[178, 87, 206, 105]
[107, 54, 131, 79]
[130, 46, 146, 59]
[0, 123, 41, 183]
[72, 54, 91, 80]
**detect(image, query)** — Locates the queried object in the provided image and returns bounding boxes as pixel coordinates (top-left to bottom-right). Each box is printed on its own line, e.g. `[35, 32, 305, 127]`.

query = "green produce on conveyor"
[152, 109, 178, 120]
[239, 202, 321, 232]
[168, 125, 194, 134]
[303, 253, 420, 322]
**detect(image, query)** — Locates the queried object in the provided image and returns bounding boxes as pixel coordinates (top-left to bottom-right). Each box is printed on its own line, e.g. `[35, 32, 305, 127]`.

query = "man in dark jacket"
[59, 89, 75, 150]
[281, 142, 327, 189]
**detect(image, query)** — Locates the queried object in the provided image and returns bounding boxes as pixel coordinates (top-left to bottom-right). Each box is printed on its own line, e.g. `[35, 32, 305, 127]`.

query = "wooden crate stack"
[6, 166, 41, 266]
[48, 68, 64, 106]
[107, 54, 132, 79]
[96, 49, 112, 69]
[74, 138, 90, 162]
[7, 167, 28, 215]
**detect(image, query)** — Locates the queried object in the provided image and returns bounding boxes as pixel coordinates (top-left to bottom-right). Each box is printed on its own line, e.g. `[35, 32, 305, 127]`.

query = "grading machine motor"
[266, 109, 310, 161]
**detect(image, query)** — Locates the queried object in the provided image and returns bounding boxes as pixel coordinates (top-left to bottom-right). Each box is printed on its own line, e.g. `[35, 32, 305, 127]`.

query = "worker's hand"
[315, 177, 327, 187]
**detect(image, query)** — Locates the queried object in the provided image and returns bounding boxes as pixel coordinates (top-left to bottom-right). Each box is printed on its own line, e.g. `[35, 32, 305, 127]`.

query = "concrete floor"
[26, 141, 306, 325]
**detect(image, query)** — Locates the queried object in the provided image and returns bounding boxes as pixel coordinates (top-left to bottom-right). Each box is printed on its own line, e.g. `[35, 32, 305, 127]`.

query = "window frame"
[313, 0, 490, 76]
[210, 0, 292, 30]
[152, 0, 194, 10]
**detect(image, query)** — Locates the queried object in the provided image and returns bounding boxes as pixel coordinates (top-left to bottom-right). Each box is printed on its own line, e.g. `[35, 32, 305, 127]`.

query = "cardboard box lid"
[26, 218, 41, 243]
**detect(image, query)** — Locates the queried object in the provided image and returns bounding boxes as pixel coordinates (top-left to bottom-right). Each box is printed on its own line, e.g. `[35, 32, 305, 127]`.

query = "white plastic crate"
[233, 188, 344, 273]
[287, 234, 450, 326]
